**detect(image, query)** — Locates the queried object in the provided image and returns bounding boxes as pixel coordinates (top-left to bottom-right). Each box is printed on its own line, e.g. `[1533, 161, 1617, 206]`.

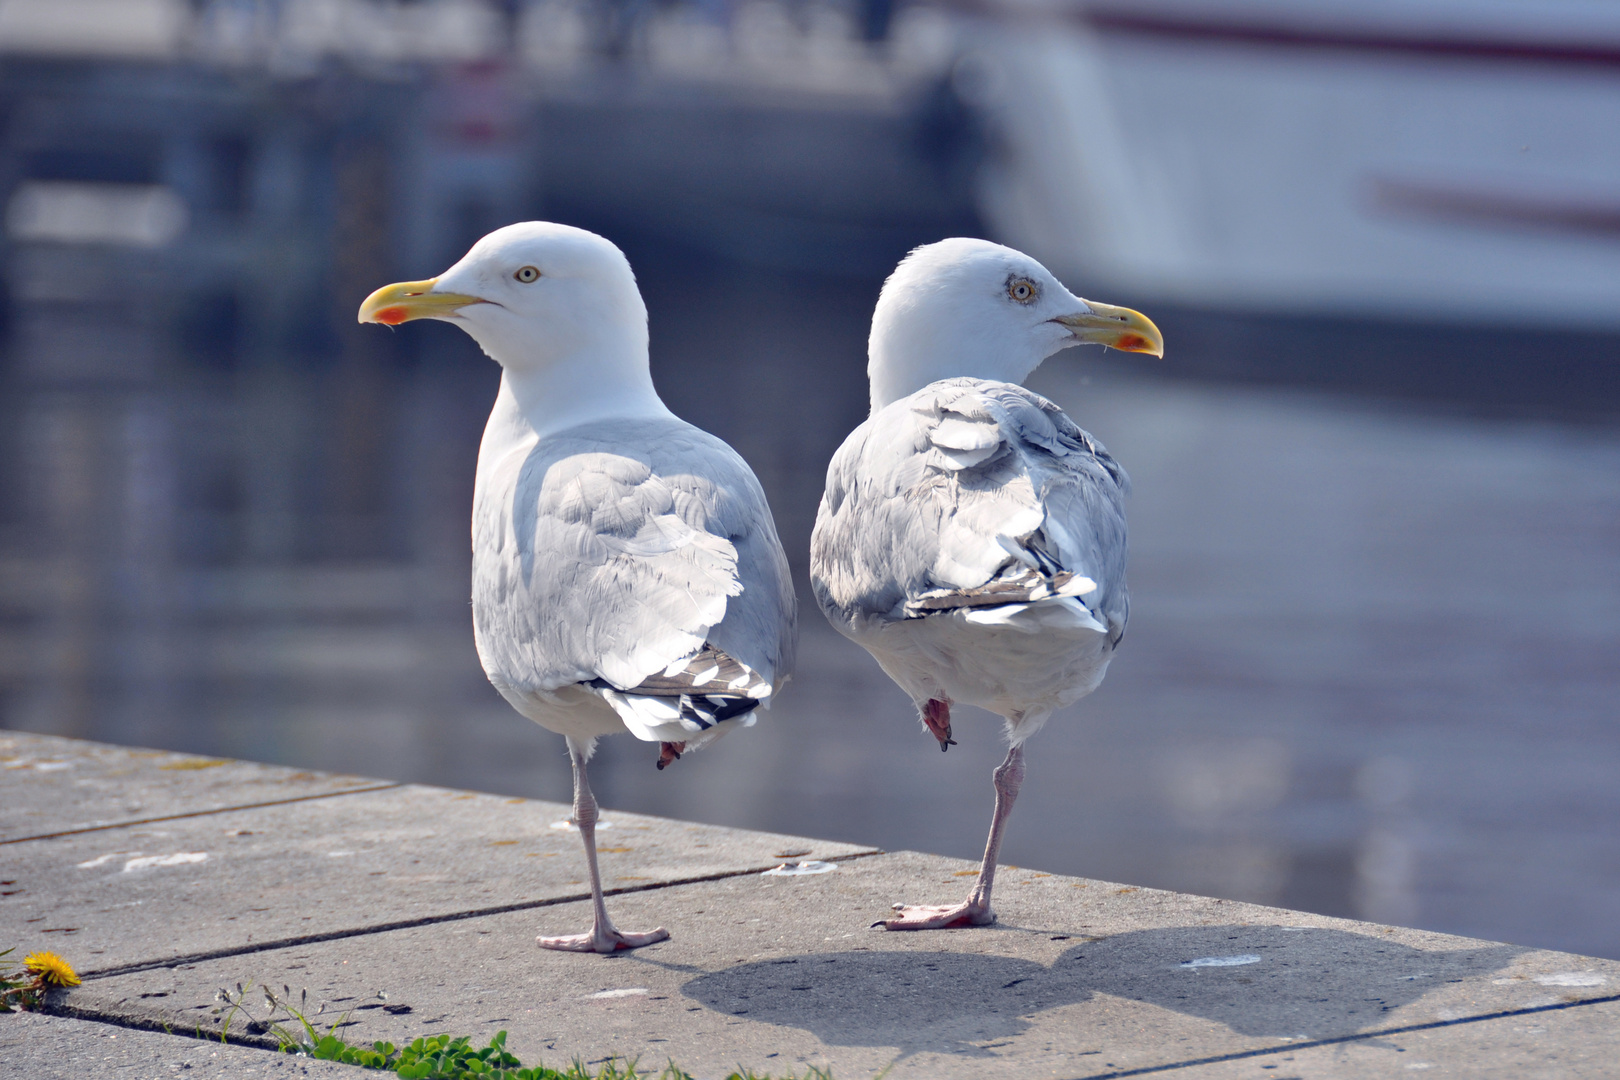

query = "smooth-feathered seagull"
[811, 238, 1162, 930]
[359, 222, 796, 952]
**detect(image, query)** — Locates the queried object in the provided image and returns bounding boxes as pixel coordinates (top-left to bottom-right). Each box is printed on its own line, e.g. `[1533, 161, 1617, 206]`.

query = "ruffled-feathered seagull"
[811, 238, 1162, 930]
[360, 222, 796, 952]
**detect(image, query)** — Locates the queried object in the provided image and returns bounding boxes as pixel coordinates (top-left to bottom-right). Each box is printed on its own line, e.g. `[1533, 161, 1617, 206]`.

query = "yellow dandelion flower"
[23, 951, 80, 988]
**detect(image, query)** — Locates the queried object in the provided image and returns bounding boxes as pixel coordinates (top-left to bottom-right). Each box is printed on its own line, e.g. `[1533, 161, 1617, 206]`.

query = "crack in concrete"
[39, 996, 288, 1053]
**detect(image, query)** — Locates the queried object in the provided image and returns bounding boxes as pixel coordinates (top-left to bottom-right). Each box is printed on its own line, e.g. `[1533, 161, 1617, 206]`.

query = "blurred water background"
[1, 0, 1617, 961]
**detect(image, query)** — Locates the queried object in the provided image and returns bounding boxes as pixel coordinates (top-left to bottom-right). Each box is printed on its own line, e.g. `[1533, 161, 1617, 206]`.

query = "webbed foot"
[537, 926, 669, 953]
[878, 901, 994, 931]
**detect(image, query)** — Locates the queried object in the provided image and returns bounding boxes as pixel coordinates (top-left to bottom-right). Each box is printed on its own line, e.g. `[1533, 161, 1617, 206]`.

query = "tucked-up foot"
[879, 901, 994, 930]
[921, 698, 956, 751]
[656, 741, 685, 770]
[537, 925, 670, 953]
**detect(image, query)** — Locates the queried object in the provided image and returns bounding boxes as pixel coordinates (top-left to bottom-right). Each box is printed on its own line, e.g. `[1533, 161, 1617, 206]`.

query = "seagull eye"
[1007, 277, 1039, 304]
[514, 266, 540, 283]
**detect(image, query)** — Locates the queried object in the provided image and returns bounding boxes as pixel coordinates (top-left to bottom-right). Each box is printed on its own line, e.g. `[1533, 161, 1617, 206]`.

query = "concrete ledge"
[0, 731, 391, 842]
[4, 731, 1618, 1078]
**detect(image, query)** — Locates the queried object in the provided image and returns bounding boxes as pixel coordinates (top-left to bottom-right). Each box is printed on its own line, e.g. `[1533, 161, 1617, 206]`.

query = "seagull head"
[866, 237, 1162, 411]
[357, 222, 649, 374]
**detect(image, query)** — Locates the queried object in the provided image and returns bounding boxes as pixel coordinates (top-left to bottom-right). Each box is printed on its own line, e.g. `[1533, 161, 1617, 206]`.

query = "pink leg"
[883, 743, 1026, 930]
[922, 698, 956, 751]
[538, 740, 670, 953]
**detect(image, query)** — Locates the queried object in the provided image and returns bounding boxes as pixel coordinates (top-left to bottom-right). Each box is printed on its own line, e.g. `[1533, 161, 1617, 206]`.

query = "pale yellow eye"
[1008, 278, 1038, 304]
[514, 265, 540, 283]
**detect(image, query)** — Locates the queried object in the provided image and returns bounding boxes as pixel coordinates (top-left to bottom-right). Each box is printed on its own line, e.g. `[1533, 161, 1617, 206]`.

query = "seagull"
[810, 238, 1162, 930]
[359, 222, 796, 952]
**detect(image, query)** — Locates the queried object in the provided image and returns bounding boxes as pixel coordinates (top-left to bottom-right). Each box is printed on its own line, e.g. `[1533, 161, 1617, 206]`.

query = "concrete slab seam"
[75, 848, 888, 982]
[37, 995, 290, 1054]
[0, 783, 404, 846]
[1067, 991, 1620, 1079]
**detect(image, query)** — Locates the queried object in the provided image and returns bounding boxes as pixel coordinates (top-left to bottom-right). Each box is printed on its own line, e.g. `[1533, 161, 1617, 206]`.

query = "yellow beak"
[357, 278, 487, 325]
[1054, 301, 1164, 358]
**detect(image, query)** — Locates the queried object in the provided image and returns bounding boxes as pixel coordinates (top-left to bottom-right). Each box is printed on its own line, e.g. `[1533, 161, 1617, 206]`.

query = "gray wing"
[811, 377, 1128, 643]
[473, 416, 796, 737]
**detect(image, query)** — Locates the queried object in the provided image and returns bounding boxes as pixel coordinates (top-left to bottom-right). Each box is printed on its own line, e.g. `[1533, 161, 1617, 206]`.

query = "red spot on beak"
[1116, 334, 1149, 351]
[375, 306, 409, 326]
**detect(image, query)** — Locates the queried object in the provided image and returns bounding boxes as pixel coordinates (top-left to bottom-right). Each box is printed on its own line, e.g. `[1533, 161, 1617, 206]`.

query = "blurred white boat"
[967, 1, 1620, 327]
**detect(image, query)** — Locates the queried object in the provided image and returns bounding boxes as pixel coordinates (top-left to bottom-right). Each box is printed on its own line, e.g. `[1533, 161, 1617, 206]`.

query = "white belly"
[489, 679, 629, 743]
[846, 600, 1115, 741]
[489, 676, 756, 752]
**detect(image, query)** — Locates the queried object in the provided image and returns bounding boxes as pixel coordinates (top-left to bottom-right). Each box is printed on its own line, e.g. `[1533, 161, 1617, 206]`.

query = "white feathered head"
[866, 237, 1162, 411]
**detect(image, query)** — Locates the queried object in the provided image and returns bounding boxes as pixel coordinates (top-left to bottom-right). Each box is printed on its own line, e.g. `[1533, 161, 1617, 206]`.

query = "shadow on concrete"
[679, 924, 1520, 1054]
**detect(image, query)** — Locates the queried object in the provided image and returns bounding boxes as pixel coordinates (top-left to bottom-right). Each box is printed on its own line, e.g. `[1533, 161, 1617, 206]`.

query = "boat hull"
[975, 7, 1620, 328]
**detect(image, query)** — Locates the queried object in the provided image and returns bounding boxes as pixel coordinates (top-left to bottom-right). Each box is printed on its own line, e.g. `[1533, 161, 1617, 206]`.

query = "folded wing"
[475, 418, 796, 741]
[812, 378, 1128, 643]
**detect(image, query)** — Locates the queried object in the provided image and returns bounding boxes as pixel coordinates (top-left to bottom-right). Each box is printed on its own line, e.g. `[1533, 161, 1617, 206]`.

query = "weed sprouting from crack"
[1, 947, 81, 1011]
[2, 951, 841, 1079]
[205, 981, 842, 1080]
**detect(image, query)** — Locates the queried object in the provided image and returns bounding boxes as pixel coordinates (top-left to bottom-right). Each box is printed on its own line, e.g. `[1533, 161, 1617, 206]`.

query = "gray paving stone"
[2, 781, 878, 976]
[13, 734, 1614, 1077]
[59, 851, 1620, 1080]
[1169, 997, 1620, 1079]
[0, 1011, 366, 1079]
[1, 731, 390, 842]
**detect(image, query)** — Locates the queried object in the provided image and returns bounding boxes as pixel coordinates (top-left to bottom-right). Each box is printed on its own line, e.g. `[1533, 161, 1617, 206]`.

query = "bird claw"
[881, 901, 995, 931]
[536, 926, 669, 953]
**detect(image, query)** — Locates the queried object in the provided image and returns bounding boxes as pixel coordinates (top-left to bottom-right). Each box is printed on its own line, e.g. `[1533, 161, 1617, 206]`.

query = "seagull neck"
[496, 356, 673, 442]
[867, 347, 1042, 413]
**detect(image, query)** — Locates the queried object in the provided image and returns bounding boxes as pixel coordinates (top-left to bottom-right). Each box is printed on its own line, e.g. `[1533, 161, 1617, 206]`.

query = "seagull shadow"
[679, 924, 1520, 1055]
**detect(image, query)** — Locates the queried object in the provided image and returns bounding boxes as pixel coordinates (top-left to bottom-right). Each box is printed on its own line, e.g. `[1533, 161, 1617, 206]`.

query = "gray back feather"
[474, 416, 796, 698]
[812, 378, 1128, 638]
